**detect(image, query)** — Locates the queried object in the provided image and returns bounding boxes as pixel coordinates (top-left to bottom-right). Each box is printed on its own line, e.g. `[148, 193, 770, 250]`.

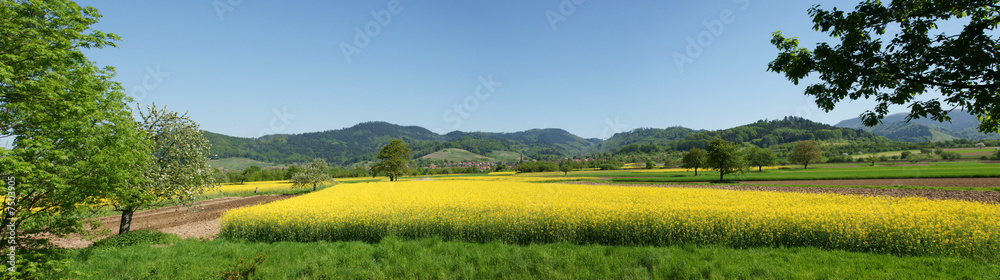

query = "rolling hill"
[205, 122, 596, 165]
[835, 111, 1000, 142]
[419, 148, 496, 162]
[606, 117, 882, 154]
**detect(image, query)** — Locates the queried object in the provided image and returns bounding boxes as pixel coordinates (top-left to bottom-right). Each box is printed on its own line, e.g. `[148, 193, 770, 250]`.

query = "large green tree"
[790, 140, 824, 169]
[371, 139, 412, 181]
[110, 104, 216, 234]
[769, 1, 1000, 132]
[292, 158, 333, 191]
[745, 146, 777, 172]
[681, 148, 707, 176]
[706, 139, 744, 182]
[0, 0, 146, 255]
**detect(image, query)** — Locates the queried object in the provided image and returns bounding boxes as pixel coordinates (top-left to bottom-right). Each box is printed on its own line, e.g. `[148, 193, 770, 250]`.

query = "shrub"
[900, 151, 912, 159]
[91, 229, 179, 249]
[940, 151, 962, 160]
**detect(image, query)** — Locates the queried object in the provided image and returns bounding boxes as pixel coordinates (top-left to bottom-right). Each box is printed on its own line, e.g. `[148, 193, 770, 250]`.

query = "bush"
[91, 229, 179, 249]
[900, 151, 912, 159]
[825, 155, 854, 163]
[940, 151, 962, 160]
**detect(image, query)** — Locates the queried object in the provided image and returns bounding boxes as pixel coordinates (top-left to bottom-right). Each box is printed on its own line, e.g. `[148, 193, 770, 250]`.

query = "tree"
[706, 139, 744, 182]
[371, 139, 412, 181]
[240, 165, 261, 184]
[559, 161, 574, 175]
[681, 148, 707, 176]
[645, 159, 656, 169]
[109, 104, 216, 234]
[745, 146, 777, 172]
[769, 1, 1000, 133]
[0, 0, 148, 264]
[866, 153, 879, 166]
[285, 164, 304, 180]
[790, 140, 823, 169]
[292, 158, 333, 191]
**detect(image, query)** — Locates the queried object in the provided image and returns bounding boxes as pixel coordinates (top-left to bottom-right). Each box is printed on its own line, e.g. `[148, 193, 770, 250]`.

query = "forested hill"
[204, 122, 598, 165]
[203, 121, 442, 165]
[609, 117, 882, 154]
[594, 127, 698, 153]
[835, 111, 1000, 141]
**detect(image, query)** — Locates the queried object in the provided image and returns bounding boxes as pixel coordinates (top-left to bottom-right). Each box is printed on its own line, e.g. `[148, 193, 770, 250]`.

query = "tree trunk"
[312, 182, 317, 191]
[759, 166, 762, 172]
[119, 207, 134, 234]
[719, 171, 724, 183]
[804, 162, 808, 169]
[694, 167, 698, 176]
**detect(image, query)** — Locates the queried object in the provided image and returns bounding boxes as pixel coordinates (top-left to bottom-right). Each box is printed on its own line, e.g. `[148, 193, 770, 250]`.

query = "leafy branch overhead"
[769, 1, 1000, 132]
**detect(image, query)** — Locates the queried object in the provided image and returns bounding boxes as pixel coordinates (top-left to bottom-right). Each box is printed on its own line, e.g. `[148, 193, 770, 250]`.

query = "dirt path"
[51, 194, 295, 249]
[568, 182, 1000, 204]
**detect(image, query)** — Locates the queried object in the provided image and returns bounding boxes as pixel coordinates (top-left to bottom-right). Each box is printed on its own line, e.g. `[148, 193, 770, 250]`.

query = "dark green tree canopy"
[371, 139, 412, 181]
[706, 139, 744, 182]
[681, 147, 707, 176]
[769, 1, 1000, 132]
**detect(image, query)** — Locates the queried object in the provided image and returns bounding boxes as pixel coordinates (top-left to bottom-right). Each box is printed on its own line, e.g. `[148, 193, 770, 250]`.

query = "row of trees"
[681, 140, 822, 181]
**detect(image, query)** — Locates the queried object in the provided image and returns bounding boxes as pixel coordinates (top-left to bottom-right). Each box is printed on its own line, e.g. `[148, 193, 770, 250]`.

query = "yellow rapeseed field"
[220, 177, 1000, 260]
[215, 180, 296, 194]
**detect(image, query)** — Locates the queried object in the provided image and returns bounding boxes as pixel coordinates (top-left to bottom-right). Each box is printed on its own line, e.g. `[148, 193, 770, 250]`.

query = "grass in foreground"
[66, 235, 999, 279]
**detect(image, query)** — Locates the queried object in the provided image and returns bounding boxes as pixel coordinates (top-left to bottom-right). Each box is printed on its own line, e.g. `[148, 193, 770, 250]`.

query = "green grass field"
[208, 157, 284, 171]
[420, 148, 496, 162]
[65, 235, 998, 279]
[486, 150, 524, 162]
[542, 162, 1000, 183]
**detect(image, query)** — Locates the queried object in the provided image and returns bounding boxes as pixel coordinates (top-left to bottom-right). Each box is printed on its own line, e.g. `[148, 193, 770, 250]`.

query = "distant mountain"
[595, 127, 698, 153]
[205, 121, 443, 166]
[604, 117, 882, 155]
[205, 122, 597, 166]
[835, 111, 1000, 142]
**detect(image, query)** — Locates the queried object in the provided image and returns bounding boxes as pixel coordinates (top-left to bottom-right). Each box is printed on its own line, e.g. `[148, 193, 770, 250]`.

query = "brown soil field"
[745, 178, 1000, 188]
[50, 194, 295, 249]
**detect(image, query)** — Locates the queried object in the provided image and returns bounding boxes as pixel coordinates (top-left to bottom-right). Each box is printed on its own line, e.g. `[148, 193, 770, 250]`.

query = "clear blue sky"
[79, 0, 931, 139]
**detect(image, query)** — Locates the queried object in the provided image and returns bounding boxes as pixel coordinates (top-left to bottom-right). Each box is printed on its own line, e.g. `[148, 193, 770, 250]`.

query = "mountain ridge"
[835, 111, 1000, 142]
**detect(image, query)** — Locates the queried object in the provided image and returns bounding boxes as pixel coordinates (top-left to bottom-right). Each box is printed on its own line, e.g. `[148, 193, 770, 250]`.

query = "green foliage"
[706, 139, 744, 182]
[0, 0, 148, 251]
[516, 161, 560, 173]
[560, 160, 576, 175]
[371, 139, 412, 181]
[790, 140, 823, 168]
[769, 1, 1000, 132]
[110, 104, 216, 234]
[744, 146, 776, 172]
[90, 229, 180, 249]
[681, 148, 707, 176]
[291, 159, 334, 191]
[940, 151, 962, 160]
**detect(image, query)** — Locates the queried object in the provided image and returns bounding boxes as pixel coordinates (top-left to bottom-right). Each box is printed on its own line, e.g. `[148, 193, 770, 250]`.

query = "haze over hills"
[835, 111, 1000, 142]
[205, 117, 895, 166]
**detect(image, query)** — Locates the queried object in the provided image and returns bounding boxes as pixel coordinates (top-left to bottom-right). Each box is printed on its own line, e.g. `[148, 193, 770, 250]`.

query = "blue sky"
[78, 0, 928, 139]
